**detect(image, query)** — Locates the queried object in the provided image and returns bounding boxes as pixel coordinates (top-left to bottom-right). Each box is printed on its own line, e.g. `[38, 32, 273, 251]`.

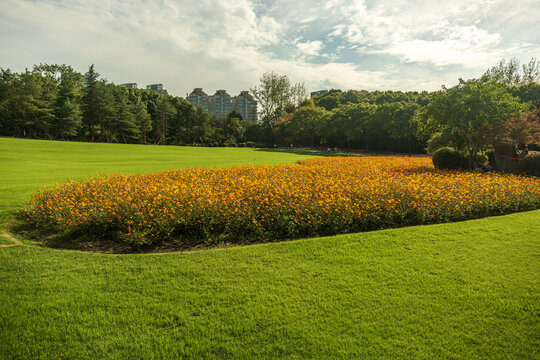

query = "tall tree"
[153, 96, 176, 145]
[51, 67, 83, 139]
[416, 78, 527, 167]
[483, 57, 540, 85]
[284, 102, 329, 147]
[132, 98, 152, 143]
[81, 65, 102, 141]
[251, 72, 307, 125]
[109, 85, 140, 143]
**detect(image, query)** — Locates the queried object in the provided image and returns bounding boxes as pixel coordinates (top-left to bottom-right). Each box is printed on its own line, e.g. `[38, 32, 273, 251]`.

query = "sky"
[1, 0, 539, 97]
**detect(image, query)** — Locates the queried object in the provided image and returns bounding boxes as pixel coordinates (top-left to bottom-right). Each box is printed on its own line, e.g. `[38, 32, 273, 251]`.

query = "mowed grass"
[1, 138, 539, 359]
[0, 138, 317, 224]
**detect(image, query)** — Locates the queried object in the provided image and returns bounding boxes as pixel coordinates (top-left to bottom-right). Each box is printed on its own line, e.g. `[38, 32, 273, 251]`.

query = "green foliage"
[432, 147, 467, 170]
[426, 132, 452, 154]
[416, 78, 527, 167]
[153, 96, 176, 145]
[250, 72, 308, 125]
[1, 61, 538, 154]
[486, 150, 496, 167]
[482, 57, 540, 85]
[281, 103, 330, 146]
[516, 154, 540, 177]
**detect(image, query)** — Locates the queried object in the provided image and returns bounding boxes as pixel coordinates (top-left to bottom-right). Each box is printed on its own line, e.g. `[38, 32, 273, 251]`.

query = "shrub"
[473, 153, 488, 165]
[516, 154, 540, 177]
[432, 147, 467, 170]
[426, 132, 452, 155]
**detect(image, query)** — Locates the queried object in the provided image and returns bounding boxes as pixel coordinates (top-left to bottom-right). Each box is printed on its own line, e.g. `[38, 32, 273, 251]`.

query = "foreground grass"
[1, 212, 539, 359]
[1, 138, 539, 358]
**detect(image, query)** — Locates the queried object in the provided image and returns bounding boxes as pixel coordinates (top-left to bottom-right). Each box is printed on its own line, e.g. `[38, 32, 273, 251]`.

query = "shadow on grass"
[253, 147, 346, 157]
[253, 147, 429, 158]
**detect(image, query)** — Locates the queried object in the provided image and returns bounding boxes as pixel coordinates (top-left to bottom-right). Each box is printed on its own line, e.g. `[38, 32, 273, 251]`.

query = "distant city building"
[146, 84, 168, 95]
[310, 90, 329, 98]
[120, 83, 138, 89]
[186, 88, 258, 122]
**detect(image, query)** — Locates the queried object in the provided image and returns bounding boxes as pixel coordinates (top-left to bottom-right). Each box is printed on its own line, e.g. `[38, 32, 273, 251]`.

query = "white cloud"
[296, 40, 324, 56]
[0, 0, 539, 95]
[375, 24, 504, 67]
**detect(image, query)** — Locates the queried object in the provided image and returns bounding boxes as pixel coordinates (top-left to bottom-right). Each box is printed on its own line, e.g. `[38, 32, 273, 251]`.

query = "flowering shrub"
[22, 156, 540, 248]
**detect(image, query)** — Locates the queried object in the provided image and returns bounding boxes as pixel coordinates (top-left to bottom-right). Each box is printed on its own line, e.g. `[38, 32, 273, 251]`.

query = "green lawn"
[1, 138, 539, 359]
[0, 138, 317, 224]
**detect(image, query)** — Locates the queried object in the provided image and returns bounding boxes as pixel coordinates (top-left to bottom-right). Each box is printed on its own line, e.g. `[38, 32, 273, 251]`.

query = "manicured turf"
[0, 138, 317, 223]
[0, 237, 15, 245]
[0, 138, 538, 359]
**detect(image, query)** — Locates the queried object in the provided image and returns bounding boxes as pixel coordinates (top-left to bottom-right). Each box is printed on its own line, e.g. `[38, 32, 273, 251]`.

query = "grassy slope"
[0, 138, 539, 359]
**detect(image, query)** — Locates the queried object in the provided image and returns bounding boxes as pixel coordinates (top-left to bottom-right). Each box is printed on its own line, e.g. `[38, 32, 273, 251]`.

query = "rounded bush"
[432, 147, 467, 170]
[426, 132, 450, 155]
[516, 154, 540, 177]
[473, 153, 488, 165]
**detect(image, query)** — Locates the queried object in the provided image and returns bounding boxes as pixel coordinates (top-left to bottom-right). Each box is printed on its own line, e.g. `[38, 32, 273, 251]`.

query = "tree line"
[1, 60, 539, 155]
[265, 58, 539, 154]
[0, 64, 254, 146]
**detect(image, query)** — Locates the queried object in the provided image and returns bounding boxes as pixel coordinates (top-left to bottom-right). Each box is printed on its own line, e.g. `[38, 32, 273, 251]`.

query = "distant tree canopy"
[0, 59, 538, 154]
[482, 57, 540, 85]
[0, 64, 252, 146]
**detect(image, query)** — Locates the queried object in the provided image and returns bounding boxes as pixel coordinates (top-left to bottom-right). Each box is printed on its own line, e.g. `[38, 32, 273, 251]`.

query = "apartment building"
[146, 84, 168, 95]
[120, 83, 138, 89]
[186, 88, 258, 122]
[310, 90, 329, 98]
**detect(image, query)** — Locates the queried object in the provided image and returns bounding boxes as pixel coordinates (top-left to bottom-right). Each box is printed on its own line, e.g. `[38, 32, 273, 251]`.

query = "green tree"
[379, 102, 420, 152]
[153, 96, 176, 145]
[483, 57, 540, 85]
[251, 72, 307, 125]
[16, 70, 55, 139]
[109, 85, 140, 143]
[132, 98, 152, 143]
[51, 67, 83, 139]
[284, 102, 329, 147]
[314, 89, 345, 111]
[82, 65, 106, 141]
[416, 79, 527, 167]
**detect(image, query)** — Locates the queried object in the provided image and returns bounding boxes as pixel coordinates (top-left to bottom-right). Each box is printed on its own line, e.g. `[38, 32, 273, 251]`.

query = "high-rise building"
[186, 88, 258, 121]
[186, 88, 208, 108]
[120, 83, 138, 89]
[146, 84, 168, 95]
[310, 90, 329, 98]
[234, 91, 258, 122]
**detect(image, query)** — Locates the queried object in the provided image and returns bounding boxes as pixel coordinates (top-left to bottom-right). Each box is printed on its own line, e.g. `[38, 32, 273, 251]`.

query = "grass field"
[1, 138, 539, 359]
[0, 138, 317, 224]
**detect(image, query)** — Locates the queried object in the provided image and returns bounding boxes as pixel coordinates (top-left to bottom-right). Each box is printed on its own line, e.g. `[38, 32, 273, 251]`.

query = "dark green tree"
[416, 78, 527, 167]
[51, 67, 83, 139]
[81, 65, 103, 141]
[153, 96, 176, 145]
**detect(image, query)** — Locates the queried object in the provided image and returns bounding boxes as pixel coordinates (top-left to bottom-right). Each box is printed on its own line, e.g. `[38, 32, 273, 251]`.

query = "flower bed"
[22, 156, 540, 248]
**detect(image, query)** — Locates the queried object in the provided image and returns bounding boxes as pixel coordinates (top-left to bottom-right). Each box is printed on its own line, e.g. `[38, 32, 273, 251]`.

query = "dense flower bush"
[22, 156, 540, 248]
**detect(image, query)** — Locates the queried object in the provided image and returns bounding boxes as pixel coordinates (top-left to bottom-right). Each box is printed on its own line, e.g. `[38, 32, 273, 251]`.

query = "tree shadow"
[253, 147, 348, 157]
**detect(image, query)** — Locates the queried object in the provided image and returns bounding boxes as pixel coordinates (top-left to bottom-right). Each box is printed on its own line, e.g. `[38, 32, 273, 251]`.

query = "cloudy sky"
[1, 0, 539, 97]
